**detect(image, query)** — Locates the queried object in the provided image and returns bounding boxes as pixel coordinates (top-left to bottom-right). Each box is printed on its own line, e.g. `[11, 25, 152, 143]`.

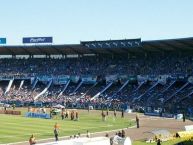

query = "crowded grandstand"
[0, 37, 193, 118]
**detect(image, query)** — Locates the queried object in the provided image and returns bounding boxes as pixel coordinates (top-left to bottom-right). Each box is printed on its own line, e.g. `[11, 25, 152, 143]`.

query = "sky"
[0, 0, 193, 45]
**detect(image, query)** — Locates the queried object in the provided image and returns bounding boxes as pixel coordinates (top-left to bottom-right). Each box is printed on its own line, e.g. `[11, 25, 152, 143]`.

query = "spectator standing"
[29, 134, 36, 145]
[183, 112, 186, 122]
[86, 130, 90, 138]
[157, 139, 161, 145]
[61, 110, 64, 120]
[114, 109, 117, 118]
[121, 129, 126, 138]
[12, 104, 15, 110]
[136, 114, 139, 128]
[101, 110, 106, 121]
[54, 128, 59, 141]
[75, 111, 79, 121]
[121, 109, 124, 118]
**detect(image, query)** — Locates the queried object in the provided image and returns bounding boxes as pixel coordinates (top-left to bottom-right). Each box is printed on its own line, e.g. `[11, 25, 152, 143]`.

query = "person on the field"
[65, 110, 69, 118]
[75, 111, 79, 121]
[121, 109, 124, 118]
[42, 107, 46, 113]
[54, 128, 59, 141]
[157, 139, 161, 145]
[86, 130, 90, 138]
[121, 129, 126, 138]
[71, 111, 74, 120]
[29, 134, 36, 145]
[183, 112, 186, 122]
[12, 104, 15, 110]
[106, 108, 109, 116]
[114, 109, 117, 118]
[101, 110, 106, 121]
[50, 107, 53, 118]
[61, 109, 64, 120]
[54, 122, 59, 130]
[136, 114, 139, 128]
[110, 137, 113, 145]
[28, 106, 30, 112]
[118, 131, 122, 137]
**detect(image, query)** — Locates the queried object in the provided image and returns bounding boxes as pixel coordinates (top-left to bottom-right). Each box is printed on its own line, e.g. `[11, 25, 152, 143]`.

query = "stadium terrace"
[0, 37, 193, 116]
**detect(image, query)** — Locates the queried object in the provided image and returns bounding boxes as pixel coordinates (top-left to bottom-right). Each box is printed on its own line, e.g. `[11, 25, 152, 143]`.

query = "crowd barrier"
[144, 112, 160, 116]
[0, 110, 21, 115]
[162, 113, 174, 118]
[25, 112, 51, 119]
[145, 112, 174, 118]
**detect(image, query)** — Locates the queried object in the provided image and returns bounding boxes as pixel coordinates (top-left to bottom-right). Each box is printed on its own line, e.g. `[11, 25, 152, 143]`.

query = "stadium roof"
[0, 37, 193, 55]
[143, 37, 193, 52]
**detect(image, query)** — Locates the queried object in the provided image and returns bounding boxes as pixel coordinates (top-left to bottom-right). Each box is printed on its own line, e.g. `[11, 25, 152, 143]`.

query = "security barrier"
[0, 110, 21, 115]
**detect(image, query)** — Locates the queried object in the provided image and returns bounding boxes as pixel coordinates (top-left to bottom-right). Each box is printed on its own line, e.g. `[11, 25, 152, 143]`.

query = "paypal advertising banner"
[23, 37, 53, 44]
[0, 38, 6, 44]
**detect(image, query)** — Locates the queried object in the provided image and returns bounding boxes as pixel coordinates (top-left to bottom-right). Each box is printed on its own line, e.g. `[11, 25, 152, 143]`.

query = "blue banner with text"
[23, 37, 53, 44]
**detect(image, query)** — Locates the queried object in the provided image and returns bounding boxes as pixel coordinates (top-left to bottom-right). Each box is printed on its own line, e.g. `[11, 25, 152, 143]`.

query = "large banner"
[23, 37, 53, 44]
[158, 75, 168, 85]
[53, 75, 70, 85]
[70, 76, 80, 83]
[0, 38, 6, 44]
[137, 75, 148, 84]
[25, 112, 51, 119]
[106, 75, 118, 83]
[38, 76, 52, 82]
[81, 75, 97, 84]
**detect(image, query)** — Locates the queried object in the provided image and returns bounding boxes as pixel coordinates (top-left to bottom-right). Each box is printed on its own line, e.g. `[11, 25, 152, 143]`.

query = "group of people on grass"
[101, 109, 125, 122]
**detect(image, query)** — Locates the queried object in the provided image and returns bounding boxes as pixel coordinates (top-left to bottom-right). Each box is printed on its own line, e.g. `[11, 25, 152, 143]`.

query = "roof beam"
[143, 43, 163, 52]
[161, 41, 182, 51]
[118, 47, 138, 53]
[52, 46, 66, 55]
[92, 49, 111, 54]
[5, 47, 16, 55]
[104, 48, 117, 54]
[87, 48, 97, 54]
[147, 43, 171, 51]
[35, 46, 50, 55]
[175, 40, 193, 49]
[78, 46, 97, 54]
[20, 47, 33, 55]
[68, 45, 83, 54]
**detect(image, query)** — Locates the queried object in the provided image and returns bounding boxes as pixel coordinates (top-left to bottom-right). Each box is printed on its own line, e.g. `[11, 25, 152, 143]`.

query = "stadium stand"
[0, 37, 193, 117]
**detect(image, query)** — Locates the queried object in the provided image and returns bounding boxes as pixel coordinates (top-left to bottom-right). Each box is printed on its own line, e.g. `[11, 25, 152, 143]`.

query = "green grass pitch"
[0, 108, 192, 145]
[0, 109, 134, 144]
